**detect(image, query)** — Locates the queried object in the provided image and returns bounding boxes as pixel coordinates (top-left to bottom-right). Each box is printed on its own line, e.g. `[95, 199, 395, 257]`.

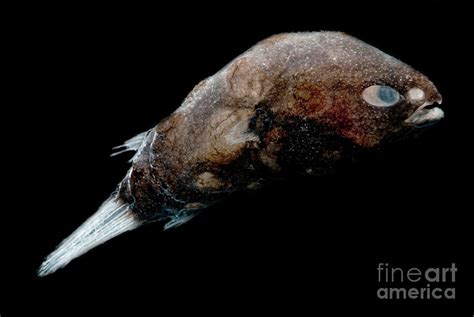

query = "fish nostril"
[408, 88, 425, 102]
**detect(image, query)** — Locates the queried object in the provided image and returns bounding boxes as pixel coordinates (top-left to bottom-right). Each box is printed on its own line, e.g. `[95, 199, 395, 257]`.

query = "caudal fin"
[38, 196, 142, 277]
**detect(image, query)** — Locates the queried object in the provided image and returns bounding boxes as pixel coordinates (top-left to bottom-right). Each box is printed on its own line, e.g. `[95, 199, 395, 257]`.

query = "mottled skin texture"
[117, 32, 442, 225]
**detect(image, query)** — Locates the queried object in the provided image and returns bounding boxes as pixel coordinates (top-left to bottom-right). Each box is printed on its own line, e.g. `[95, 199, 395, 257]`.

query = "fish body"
[38, 32, 443, 276]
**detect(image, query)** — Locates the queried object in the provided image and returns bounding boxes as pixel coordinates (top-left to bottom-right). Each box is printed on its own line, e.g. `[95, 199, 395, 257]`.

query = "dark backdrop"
[3, 2, 472, 316]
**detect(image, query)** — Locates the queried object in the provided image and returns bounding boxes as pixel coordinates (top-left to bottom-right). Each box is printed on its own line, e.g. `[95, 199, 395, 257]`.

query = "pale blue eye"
[378, 86, 398, 103]
[362, 85, 400, 107]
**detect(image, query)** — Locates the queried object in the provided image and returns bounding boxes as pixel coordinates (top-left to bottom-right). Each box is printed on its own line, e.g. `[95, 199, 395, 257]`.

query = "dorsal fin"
[111, 131, 150, 157]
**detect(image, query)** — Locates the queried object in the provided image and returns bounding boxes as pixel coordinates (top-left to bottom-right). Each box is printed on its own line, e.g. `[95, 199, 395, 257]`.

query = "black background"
[2, 1, 472, 316]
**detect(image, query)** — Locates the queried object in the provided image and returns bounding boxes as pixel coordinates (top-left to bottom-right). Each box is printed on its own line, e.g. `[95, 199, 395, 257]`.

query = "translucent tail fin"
[38, 196, 142, 277]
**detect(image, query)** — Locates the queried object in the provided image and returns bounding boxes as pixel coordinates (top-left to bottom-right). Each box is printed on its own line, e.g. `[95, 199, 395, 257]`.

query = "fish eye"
[362, 85, 400, 107]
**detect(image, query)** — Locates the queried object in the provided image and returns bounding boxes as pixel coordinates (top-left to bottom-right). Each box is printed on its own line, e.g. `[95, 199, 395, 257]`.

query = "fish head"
[292, 33, 444, 148]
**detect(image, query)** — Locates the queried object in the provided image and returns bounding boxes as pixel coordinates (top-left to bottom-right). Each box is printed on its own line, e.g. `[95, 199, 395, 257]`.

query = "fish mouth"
[405, 100, 444, 128]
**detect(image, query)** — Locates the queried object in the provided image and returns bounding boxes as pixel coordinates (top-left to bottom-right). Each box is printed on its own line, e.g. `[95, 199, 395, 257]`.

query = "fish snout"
[404, 96, 444, 128]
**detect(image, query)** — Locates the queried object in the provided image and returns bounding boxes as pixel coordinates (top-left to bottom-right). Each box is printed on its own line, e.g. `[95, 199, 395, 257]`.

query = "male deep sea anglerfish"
[38, 32, 444, 276]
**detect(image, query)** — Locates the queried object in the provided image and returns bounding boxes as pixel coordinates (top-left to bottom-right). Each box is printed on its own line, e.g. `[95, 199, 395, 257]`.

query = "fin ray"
[38, 196, 142, 277]
[111, 131, 150, 157]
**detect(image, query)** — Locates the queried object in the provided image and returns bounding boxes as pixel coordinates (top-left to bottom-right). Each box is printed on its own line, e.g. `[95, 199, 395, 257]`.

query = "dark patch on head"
[277, 116, 362, 175]
[248, 103, 275, 139]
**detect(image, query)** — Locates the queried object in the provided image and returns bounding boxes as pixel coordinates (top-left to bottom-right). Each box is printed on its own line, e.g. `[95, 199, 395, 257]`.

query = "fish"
[38, 31, 443, 276]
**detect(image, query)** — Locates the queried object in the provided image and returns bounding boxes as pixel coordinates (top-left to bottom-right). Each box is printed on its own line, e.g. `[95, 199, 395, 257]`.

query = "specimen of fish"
[38, 32, 443, 276]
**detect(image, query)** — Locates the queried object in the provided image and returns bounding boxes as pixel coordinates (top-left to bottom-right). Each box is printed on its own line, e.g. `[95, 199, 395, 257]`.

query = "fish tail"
[37, 195, 142, 277]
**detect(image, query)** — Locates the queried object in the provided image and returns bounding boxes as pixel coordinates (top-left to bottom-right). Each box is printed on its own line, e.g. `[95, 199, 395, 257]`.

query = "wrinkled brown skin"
[117, 32, 442, 225]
